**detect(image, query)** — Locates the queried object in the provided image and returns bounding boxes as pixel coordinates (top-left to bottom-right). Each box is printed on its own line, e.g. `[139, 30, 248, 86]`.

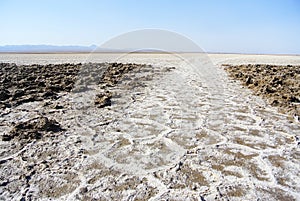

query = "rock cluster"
[2, 116, 63, 143]
[94, 91, 112, 108]
[224, 64, 300, 120]
[95, 63, 145, 107]
[100, 62, 137, 87]
[0, 62, 145, 109]
[0, 63, 81, 109]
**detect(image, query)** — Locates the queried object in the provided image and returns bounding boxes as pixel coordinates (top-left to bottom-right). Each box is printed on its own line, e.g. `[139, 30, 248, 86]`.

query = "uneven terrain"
[224, 64, 300, 121]
[0, 53, 299, 200]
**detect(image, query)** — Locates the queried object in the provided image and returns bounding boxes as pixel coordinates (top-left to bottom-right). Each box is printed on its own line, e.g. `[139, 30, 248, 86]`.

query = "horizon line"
[0, 51, 299, 56]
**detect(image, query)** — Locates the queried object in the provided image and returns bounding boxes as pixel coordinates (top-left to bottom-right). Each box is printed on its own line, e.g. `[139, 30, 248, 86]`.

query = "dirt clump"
[2, 116, 63, 143]
[95, 91, 112, 108]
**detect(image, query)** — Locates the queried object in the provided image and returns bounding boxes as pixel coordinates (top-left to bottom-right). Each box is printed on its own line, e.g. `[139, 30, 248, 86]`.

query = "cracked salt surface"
[0, 53, 300, 200]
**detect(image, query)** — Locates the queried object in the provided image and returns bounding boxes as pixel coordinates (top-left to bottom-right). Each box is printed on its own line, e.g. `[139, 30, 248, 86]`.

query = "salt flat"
[0, 53, 299, 200]
[1, 52, 300, 65]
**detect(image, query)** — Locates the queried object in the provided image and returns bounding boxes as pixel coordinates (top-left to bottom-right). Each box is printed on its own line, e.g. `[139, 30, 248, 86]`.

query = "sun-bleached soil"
[0, 53, 299, 200]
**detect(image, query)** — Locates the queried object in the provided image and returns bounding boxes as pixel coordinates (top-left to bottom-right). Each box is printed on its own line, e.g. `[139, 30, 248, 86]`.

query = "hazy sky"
[1, 0, 300, 54]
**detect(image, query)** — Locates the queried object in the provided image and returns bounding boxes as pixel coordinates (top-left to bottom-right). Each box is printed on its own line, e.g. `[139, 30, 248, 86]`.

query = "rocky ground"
[224, 64, 300, 121]
[0, 63, 81, 109]
[0, 59, 299, 201]
[0, 62, 158, 200]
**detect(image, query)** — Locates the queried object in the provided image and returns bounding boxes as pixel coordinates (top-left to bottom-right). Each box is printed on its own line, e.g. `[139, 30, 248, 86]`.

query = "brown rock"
[3, 117, 63, 142]
[95, 91, 112, 108]
[0, 89, 10, 101]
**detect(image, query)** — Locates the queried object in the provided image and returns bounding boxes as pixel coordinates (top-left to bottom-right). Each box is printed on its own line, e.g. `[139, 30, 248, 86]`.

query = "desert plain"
[0, 53, 299, 200]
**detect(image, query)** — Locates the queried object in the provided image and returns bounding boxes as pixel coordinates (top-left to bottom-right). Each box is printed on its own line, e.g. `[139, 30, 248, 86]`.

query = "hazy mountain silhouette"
[0, 45, 100, 53]
[0, 45, 198, 53]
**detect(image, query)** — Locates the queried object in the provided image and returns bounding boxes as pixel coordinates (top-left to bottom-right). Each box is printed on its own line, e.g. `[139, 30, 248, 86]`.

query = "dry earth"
[0, 53, 299, 201]
[224, 64, 300, 121]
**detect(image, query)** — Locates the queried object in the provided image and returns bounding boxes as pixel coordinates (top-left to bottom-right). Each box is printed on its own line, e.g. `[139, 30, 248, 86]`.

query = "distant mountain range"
[0, 45, 103, 53]
[0, 45, 198, 53]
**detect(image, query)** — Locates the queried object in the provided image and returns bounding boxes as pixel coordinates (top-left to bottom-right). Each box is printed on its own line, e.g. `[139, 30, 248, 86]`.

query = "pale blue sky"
[0, 0, 300, 54]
